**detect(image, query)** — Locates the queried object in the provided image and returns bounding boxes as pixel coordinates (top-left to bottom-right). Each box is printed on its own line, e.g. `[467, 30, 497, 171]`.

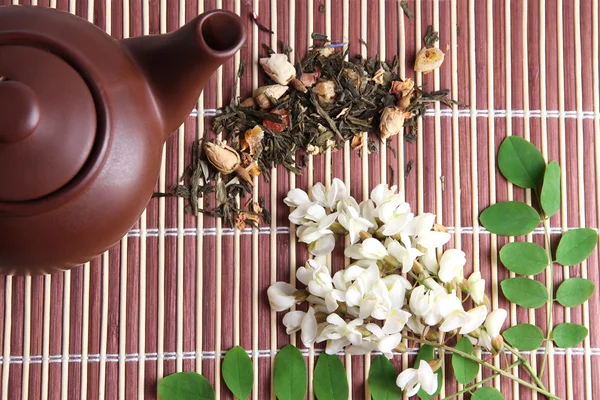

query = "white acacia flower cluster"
[269, 179, 507, 397]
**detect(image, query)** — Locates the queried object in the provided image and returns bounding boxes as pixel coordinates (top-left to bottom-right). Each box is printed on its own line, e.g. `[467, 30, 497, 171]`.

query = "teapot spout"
[121, 10, 246, 135]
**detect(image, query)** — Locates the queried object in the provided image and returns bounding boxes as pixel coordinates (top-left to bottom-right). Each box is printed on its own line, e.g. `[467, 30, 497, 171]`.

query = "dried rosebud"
[390, 79, 415, 97]
[372, 68, 386, 85]
[299, 72, 321, 89]
[398, 94, 412, 110]
[263, 109, 290, 133]
[317, 45, 335, 58]
[351, 135, 364, 150]
[259, 53, 296, 85]
[414, 47, 445, 74]
[253, 84, 289, 109]
[345, 69, 368, 91]
[312, 80, 337, 107]
[306, 144, 320, 155]
[290, 78, 308, 93]
[239, 97, 256, 108]
[379, 106, 406, 139]
[204, 141, 241, 175]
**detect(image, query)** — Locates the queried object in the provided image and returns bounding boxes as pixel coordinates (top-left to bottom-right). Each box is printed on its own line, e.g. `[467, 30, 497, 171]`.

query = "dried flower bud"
[260, 53, 297, 85]
[428, 359, 443, 372]
[317, 45, 335, 58]
[299, 71, 321, 88]
[433, 223, 448, 233]
[398, 94, 412, 110]
[414, 47, 445, 74]
[314, 312, 328, 323]
[290, 78, 308, 93]
[306, 144, 320, 155]
[312, 80, 337, 107]
[235, 211, 260, 231]
[379, 106, 406, 139]
[239, 97, 256, 108]
[424, 327, 440, 341]
[372, 68, 386, 85]
[205, 141, 241, 175]
[390, 79, 415, 97]
[345, 69, 367, 91]
[253, 84, 289, 109]
[293, 289, 309, 302]
[351, 134, 364, 150]
[248, 162, 262, 178]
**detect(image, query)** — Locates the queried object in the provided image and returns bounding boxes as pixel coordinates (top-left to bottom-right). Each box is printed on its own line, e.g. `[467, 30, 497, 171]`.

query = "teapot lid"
[0, 45, 96, 202]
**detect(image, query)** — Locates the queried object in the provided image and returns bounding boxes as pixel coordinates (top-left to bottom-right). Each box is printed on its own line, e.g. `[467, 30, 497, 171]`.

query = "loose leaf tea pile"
[165, 33, 458, 227]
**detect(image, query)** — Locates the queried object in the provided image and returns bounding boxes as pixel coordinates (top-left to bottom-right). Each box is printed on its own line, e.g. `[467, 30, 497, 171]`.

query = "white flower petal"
[301, 308, 318, 347]
[382, 309, 411, 334]
[267, 282, 297, 311]
[282, 311, 305, 334]
[360, 238, 388, 259]
[325, 337, 350, 355]
[309, 235, 336, 256]
[284, 188, 310, 207]
[378, 333, 402, 357]
[484, 309, 507, 338]
[459, 306, 488, 334]
[438, 249, 467, 283]
[403, 213, 436, 236]
[417, 360, 438, 395]
[382, 212, 414, 236]
[396, 368, 419, 396]
[312, 182, 327, 206]
[417, 231, 451, 249]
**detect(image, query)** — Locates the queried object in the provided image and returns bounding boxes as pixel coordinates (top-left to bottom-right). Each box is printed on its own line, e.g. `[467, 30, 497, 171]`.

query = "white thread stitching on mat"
[1, 348, 598, 365]
[125, 226, 599, 238]
[190, 108, 600, 119]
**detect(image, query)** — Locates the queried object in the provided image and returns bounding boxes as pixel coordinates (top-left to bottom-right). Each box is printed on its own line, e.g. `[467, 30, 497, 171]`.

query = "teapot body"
[0, 6, 245, 274]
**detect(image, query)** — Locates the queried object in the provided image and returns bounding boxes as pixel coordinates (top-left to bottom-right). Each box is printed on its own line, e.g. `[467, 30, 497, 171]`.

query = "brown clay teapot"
[0, 5, 246, 275]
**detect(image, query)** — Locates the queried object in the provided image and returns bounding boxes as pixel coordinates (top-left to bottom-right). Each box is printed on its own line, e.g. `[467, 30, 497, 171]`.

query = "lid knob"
[0, 80, 40, 143]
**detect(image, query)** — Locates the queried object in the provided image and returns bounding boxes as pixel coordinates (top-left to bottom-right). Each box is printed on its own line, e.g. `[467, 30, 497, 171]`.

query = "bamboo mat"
[0, 0, 599, 399]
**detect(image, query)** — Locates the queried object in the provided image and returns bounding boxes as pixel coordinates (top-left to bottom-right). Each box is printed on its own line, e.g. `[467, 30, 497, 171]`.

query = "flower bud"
[383, 255, 401, 270]
[492, 335, 504, 354]
[372, 68, 386, 85]
[394, 343, 408, 353]
[428, 359, 443, 372]
[260, 53, 297, 85]
[359, 230, 372, 241]
[315, 312, 328, 323]
[312, 80, 337, 107]
[379, 106, 405, 139]
[205, 142, 241, 175]
[398, 95, 412, 110]
[469, 328, 481, 339]
[414, 47, 445, 74]
[293, 289, 309, 302]
[290, 78, 308, 93]
[433, 223, 448, 233]
[253, 84, 289, 108]
[390, 79, 415, 97]
[458, 278, 470, 294]
[424, 327, 439, 341]
[329, 222, 347, 235]
[239, 96, 256, 108]
[412, 260, 424, 274]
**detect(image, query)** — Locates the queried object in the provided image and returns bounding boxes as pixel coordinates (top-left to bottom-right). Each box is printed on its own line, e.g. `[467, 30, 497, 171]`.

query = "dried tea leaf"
[399, 1, 413, 19]
[423, 25, 439, 47]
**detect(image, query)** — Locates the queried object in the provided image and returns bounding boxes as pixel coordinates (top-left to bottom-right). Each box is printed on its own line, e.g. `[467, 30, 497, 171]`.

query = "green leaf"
[451, 337, 479, 384]
[480, 202, 540, 236]
[158, 372, 215, 400]
[472, 386, 505, 400]
[552, 323, 589, 348]
[273, 345, 307, 400]
[414, 345, 442, 400]
[313, 354, 348, 400]
[556, 278, 595, 307]
[503, 324, 544, 351]
[368, 355, 403, 400]
[499, 242, 549, 275]
[497, 136, 546, 188]
[501, 278, 548, 308]
[222, 346, 253, 400]
[540, 161, 561, 217]
[555, 228, 599, 266]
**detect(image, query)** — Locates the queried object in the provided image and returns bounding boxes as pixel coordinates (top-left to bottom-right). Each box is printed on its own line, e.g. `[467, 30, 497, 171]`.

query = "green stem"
[408, 270, 432, 289]
[440, 360, 521, 400]
[538, 217, 554, 379]
[504, 343, 547, 392]
[404, 335, 562, 400]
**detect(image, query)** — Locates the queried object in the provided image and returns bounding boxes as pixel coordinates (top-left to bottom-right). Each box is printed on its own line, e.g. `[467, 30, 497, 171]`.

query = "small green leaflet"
[556, 278, 595, 307]
[553, 323, 589, 348]
[501, 278, 548, 308]
[368, 355, 402, 400]
[480, 202, 540, 236]
[472, 386, 505, 400]
[503, 323, 544, 351]
[222, 346, 253, 400]
[158, 372, 215, 400]
[273, 345, 307, 400]
[555, 228, 599, 266]
[540, 161, 561, 217]
[414, 345, 442, 400]
[499, 242, 549, 275]
[497, 136, 546, 189]
[313, 354, 348, 400]
[451, 337, 479, 384]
